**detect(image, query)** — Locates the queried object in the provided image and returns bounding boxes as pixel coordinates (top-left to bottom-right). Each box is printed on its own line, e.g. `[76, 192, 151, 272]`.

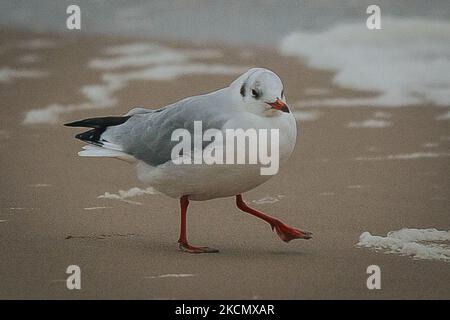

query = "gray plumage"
[102, 88, 233, 167]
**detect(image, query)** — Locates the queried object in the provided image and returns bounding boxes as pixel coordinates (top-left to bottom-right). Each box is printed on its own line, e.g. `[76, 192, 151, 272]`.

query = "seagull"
[65, 68, 312, 253]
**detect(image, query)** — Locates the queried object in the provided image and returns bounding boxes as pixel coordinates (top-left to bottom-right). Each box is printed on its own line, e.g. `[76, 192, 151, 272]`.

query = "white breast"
[137, 111, 297, 201]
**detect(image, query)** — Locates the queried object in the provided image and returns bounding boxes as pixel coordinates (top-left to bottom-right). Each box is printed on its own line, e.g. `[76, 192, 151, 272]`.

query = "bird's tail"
[64, 116, 131, 146]
[64, 115, 134, 162]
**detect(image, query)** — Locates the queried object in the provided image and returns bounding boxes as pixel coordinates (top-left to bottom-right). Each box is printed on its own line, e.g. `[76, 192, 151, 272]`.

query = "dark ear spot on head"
[240, 83, 246, 97]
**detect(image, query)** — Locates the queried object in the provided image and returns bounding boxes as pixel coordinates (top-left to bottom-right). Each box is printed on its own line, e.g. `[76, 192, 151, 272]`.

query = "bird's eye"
[251, 89, 259, 98]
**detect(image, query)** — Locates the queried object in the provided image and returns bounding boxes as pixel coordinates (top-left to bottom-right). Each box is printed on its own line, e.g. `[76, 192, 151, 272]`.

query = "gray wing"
[103, 89, 231, 166]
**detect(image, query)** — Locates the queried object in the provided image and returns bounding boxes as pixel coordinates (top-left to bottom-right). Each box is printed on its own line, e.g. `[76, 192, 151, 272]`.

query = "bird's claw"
[271, 222, 312, 242]
[178, 242, 219, 254]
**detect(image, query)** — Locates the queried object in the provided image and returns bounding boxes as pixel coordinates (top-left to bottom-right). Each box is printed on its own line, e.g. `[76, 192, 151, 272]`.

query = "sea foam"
[355, 152, 450, 161]
[98, 187, 159, 205]
[0, 67, 47, 83]
[357, 228, 450, 262]
[23, 42, 245, 125]
[281, 17, 450, 107]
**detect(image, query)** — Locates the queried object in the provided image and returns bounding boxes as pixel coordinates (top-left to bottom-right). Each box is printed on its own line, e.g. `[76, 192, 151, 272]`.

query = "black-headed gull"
[65, 68, 312, 253]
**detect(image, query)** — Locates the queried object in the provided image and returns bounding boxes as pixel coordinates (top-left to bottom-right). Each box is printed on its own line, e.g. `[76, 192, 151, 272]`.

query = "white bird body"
[136, 110, 296, 200]
[73, 68, 297, 201]
[66, 68, 310, 253]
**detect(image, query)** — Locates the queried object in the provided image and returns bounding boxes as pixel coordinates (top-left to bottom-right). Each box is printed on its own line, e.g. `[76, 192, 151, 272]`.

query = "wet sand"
[0, 29, 449, 299]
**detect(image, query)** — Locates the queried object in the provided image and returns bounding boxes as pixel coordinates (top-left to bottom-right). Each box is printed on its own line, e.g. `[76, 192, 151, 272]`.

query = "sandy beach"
[0, 29, 449, 299]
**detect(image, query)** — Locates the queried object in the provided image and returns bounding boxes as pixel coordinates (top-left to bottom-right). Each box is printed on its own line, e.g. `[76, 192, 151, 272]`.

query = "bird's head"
[231, 68, 289, 117]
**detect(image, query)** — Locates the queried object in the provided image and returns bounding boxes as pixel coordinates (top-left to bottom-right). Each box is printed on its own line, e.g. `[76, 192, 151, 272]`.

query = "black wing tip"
[74, 129, 104, 146]
[64, 120, 82, 127]
[64, 116, 131, 129]
[66, 116, 132, 146]
[63, 118, 102, 128]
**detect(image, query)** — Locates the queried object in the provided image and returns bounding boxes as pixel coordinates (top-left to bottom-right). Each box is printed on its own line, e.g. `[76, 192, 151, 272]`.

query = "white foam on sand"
[293, 110, 321, 122]
[28, 183, 51, 187]
[421, 142, 439, 149]
[90, 43, 223, 70]
[357, 228, 450, 262]
[23, 42, 245, 125]
[348, 111, 392, 128]
[252, 195, 285, 205]
[90, 44, 185, 69]
[348, 119, 391, 128]
[98, 187, 159, 205]
[17, 54, 39, 64]
[296, 96, 413, 108]
[347, 185, 368, 189]
[7, 207, 35, 211]
[102, 63, 246, 83]
[73, 63, 245, 115]
[0, 67, 47, 83]
[23, 104, 66, 125]
[355, 152, 450, 161]
[373, 111, 392, 119]
[80, 82, 124, 108]
[280, 17, 450, 107]
[23, 103, 93, 125]
[303, 87, 331, 96]
[83, 206, 111, 211]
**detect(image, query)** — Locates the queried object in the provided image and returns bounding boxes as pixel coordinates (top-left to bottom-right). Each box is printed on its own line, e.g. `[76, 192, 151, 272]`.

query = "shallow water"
[1, 0, 449, 46]
[3, 1, 450, 109]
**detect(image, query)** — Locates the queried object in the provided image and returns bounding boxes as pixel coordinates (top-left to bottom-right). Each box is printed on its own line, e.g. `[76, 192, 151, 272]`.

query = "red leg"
[235, 194, 312, 242]
[178, 196, 219, 253]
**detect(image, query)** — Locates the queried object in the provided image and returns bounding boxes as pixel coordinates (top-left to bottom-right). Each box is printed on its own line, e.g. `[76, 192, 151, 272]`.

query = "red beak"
[267, 99, 290, 113]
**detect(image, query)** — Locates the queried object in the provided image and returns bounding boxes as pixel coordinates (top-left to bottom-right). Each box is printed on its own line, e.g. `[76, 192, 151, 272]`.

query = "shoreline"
[0, 28, 449, 299]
